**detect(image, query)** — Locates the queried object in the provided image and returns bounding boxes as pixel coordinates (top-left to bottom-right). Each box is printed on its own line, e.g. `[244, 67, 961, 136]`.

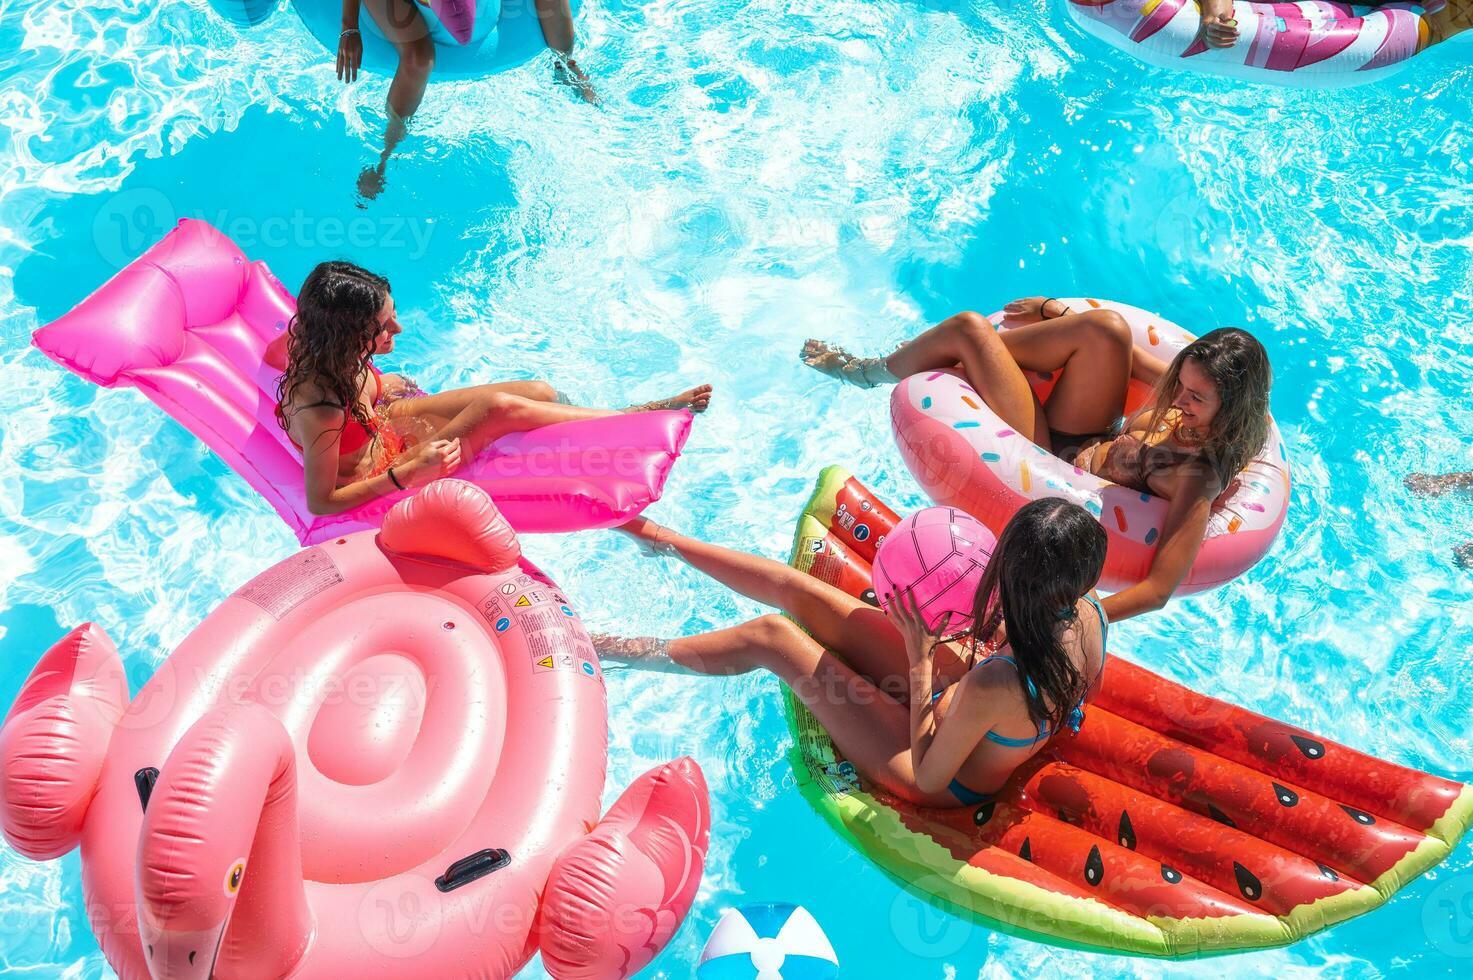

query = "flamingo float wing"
[538, 757, 712, 980]
[0, 623, 127, 860]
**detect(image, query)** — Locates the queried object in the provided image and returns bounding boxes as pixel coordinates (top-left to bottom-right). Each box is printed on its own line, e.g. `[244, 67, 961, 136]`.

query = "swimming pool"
[1, 0, 1470, 975]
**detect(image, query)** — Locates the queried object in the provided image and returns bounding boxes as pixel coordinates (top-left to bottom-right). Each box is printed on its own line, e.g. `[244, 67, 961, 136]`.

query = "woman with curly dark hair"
[275, 261, 711, 515]
[801, 298, 1273, 621]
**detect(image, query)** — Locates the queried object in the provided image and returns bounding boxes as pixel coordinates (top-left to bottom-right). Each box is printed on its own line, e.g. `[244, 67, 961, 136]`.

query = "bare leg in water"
[351, 0, 437, 202]
[596, 613, 959, 806]
[1405, 470, 1473, 569]
[535, 0, 597, 102]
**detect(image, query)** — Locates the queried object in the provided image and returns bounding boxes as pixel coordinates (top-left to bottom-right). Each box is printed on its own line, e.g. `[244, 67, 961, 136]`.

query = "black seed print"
[1290, 734, 1326, 760]
[1233, 862, 1263, 901]
[1084, 845, 1104, 886]
[1272, 782, 1300, 807]
[1118, 810, 1137, 850]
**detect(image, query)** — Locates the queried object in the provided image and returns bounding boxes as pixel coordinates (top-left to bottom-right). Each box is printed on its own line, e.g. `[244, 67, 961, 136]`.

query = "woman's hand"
[1198, 0, 1240, 49]
[1003, 297, 1071, 319]
[887, 587, 951, 667]
[396, 438, 463, 486]
[337, 29, 363, 83]
[1004, 296, 1047, 318]
[1406, 472, 1473, 497]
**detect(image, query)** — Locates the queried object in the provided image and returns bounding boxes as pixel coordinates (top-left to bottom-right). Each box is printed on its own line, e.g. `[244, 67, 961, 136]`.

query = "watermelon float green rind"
[780, 465, 1473, 958]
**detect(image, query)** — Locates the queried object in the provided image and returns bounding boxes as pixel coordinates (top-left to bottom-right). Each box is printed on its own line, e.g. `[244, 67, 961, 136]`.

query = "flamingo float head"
[135, 703, 309, 980]
[379, 478, 522, 572]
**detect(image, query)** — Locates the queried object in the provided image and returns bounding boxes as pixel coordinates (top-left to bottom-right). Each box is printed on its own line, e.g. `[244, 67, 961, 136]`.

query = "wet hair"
[1142, 327, 1272, 488]
[970, 498, 1108, 736]
[274, 261, 391, 438]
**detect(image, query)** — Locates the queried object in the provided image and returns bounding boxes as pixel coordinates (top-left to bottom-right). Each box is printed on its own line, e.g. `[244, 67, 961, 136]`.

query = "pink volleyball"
[872, 507, 996, 637]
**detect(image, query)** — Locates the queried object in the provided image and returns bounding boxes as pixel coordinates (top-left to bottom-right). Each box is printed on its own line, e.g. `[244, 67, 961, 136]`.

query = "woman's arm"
[1100, 472, 1216, 622]
[910, 670, 993, 797]
[889, 590, 988, 797]
[337, 0, 363, 83]
[296, 406, 393, 516]
[294, 406, 461, 515]
[1131, 345, 1171, 388]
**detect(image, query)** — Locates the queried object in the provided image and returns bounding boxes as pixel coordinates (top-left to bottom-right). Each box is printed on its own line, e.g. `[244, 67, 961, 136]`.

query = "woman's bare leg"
[534, 0, 575, 54]
[387, 381, 710, 420]
[617, 517, 967, 696]
[534, 0, 596, 101]
[991, 307, 1136, 436]
[358, 0, 435, 200]
[603, 615, 952, 806]
[843, 311, 1049, 445]
[804, 307, 1138, 444]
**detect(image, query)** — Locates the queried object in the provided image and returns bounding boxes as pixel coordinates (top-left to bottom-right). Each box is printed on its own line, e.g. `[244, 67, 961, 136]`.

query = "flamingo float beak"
[139, 920, 227, 980]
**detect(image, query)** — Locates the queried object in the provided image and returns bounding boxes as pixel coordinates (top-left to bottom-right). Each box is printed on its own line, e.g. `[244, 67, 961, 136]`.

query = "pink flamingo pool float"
[0, 480, 710, 979]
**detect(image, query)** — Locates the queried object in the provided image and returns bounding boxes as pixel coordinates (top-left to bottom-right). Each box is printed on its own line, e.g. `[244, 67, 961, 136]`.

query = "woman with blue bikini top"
[893, 497, 1110, 805]
[592, 496, 1110, 810]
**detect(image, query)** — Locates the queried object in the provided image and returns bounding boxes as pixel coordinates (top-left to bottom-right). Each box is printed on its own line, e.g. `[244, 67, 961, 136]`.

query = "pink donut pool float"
[890, 298, 1290, 594]
[31, 218, 692, 545]
[1067, 0, 1472, 88]
[0, 480, 710, 980]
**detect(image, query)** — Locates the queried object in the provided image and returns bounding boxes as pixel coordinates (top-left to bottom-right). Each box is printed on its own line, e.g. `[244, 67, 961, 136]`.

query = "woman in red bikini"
[275, 261, 711, 516]
[801, 297, 1273, 622]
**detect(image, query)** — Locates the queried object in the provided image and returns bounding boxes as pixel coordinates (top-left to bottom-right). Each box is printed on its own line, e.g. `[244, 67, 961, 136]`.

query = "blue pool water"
[2, 1, 1472, 976]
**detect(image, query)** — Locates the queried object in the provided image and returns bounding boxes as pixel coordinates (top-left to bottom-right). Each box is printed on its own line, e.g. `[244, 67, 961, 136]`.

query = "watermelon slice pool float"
[782, 466, 1472, 958]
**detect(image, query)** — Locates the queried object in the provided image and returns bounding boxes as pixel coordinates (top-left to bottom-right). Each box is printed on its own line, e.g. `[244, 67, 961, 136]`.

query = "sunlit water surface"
[2, 0, 1471, 976]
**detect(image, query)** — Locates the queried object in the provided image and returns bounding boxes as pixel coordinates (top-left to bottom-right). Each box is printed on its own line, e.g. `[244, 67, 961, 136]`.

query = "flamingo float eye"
[225, 859, 246, 895]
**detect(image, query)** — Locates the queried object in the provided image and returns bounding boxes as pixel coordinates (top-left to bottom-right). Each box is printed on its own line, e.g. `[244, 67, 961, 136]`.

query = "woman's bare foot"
[615, 515, 681, 558]
[357, 164, 387, 203]
[554, 57, 598, 104]
[800, 339, 899, 389]
[625, 384, 713, 414]
[1198, 0, 1240, 49]
[588, 632, 688, 672]
[1405, 472, 1473, 497]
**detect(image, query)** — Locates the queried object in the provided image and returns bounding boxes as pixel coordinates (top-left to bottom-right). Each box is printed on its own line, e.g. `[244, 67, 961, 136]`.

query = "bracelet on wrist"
[341, 28, 360, 37]
[387, 467, 404, 491]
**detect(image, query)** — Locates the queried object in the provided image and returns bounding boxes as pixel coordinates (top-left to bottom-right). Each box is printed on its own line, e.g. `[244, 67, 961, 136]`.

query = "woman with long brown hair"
[800, 298, 1273, 621]
[594, 499, 1109, 806]
[275, 261, 711, 516]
